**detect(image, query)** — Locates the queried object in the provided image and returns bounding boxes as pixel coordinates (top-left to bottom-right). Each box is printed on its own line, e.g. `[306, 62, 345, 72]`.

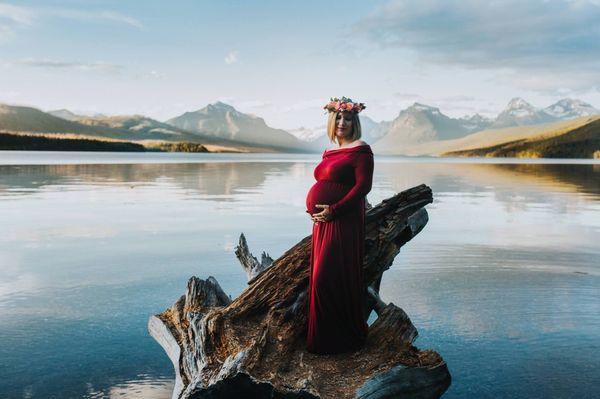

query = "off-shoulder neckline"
[323, 144, 370, 153]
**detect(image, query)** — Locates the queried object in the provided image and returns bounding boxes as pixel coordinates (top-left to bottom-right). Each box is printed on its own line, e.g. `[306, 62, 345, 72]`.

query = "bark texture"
[149, 184, 451, 399]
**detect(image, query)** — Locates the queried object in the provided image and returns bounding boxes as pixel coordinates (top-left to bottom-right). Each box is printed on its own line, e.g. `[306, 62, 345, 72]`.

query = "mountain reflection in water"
[0, 154, 598, 398]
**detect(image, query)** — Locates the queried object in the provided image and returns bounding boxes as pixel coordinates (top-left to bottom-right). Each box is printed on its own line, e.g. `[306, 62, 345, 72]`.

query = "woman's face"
[335, 111, 353, 139]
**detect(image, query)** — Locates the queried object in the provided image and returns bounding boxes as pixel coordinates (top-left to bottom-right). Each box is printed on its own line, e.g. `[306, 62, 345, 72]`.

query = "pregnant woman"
[305, 97, 374, 354]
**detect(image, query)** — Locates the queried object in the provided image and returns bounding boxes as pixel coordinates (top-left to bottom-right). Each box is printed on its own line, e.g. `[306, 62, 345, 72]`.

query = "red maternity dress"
[305, 144, 374, 354]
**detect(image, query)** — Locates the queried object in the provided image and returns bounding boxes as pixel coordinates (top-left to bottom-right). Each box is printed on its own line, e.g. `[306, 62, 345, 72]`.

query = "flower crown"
[323, 96, 366, 114]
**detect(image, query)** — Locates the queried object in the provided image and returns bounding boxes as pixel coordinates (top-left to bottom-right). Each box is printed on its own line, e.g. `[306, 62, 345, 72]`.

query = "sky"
[1, 0, 600, 129]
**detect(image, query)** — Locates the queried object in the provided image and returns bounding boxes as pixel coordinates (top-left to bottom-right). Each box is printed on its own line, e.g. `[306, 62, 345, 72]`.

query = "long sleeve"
[328, 152, 374, 219]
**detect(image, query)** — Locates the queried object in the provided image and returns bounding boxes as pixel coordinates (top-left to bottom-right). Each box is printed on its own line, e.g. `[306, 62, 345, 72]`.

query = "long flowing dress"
[305, 144, 374, 354]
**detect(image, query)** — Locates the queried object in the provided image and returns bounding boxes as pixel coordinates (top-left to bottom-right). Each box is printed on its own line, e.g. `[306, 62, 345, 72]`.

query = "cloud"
[279, 98, 324, 113]
[14, 58, 124, 74]
[493, 68, 600, 95]
[216, 96, 236, 104]
[148, 70, 165, 78]
[0, 3, 35, 41]
[392, 92, 422, 100]
[354, 0, 600, 93]
[224, 99, 274, 119]
[225, 50, 239, 65]
[132, 69, 165, 79]
[0, 89, 21, 102]
[0, 3, 142, 42]
[369, 93, 496, 120]
[236, 100, 272, 109]
[0, 3, 34, 25]
[47, 8, 143, 29]
[0, 24, 12, 41]
[6, 58, 168, 80]
[440, 95, 477, 102]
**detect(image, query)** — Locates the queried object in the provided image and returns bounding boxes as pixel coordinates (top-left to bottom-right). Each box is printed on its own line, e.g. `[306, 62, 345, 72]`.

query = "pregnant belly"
[306, 180, 351, 215]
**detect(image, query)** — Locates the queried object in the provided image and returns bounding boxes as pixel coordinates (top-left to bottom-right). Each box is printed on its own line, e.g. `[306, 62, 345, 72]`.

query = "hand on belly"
[306, 180, 349, 215]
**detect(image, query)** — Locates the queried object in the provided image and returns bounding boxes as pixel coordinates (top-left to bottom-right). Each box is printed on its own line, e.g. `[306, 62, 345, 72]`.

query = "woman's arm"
[328, 152, 374, 219]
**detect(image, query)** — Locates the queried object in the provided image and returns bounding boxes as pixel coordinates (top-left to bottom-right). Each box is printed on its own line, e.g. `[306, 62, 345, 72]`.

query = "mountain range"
[1, 97, 598, 156]
[370, 97, 599, 154]
[285, 97, 599, 153]
[165, 101, 305, 151]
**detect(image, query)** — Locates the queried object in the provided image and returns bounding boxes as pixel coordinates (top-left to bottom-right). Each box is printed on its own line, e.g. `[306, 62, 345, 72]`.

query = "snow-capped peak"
[207, 101, 236, 111]
[288, 125, 326, 142]
[544, 98, 600, 119]
[407, 102, 441, 115]
[505, 97, 536, 115]
[458, 113, 493, 132]
[461, 113, 491, 122]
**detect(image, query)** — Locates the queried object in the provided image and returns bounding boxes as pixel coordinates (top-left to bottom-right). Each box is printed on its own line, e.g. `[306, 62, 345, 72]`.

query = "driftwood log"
[149, 184, 451, 398]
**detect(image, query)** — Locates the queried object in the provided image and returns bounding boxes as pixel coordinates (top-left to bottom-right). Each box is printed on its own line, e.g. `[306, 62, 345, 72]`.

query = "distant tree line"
[0, 132, 213, 153]
[147, 142, 209, 152]
[0, 132, 146, 152]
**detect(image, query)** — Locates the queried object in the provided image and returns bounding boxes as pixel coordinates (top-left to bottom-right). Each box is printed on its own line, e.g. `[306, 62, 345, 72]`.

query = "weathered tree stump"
[149, 184, 451, 399]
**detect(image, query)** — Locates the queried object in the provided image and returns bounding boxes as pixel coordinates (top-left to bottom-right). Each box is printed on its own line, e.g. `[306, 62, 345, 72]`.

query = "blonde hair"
[326, 111, 362, 144]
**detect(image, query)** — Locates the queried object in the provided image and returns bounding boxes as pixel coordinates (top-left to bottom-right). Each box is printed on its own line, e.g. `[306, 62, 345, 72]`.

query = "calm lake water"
[0, 151, 599, 398]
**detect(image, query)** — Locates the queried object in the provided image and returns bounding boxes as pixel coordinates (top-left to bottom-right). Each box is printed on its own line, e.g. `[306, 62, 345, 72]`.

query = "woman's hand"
[311, 204, 333, 223]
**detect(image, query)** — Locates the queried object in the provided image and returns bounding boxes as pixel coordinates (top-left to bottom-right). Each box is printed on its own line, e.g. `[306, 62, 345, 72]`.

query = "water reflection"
[376, 162, 600, 202]
[84, 375, 173, 399]
[0, 163, 296, 201]
[0, 156, 598, 398]
[1, 161, 598, 202]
